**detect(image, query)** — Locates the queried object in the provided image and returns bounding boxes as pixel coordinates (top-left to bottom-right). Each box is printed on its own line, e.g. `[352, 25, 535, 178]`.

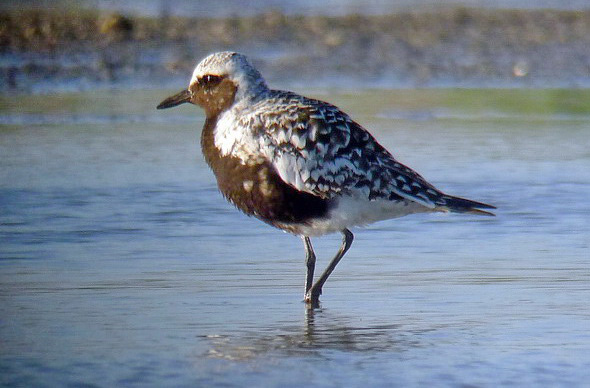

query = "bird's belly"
[283, 195, 431, 237]
[209, 155, 329, 229]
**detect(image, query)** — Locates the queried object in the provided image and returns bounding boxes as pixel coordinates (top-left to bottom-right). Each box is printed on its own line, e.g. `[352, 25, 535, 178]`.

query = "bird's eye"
[199, 75, 223, 87]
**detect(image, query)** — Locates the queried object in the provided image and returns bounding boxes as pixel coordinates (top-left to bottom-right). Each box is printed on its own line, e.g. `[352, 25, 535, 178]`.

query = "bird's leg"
[303, 236, 316, 297]
[305, 229, 354, 307]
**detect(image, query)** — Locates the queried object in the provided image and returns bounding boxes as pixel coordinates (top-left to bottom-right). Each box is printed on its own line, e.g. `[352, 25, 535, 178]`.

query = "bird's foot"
[304, 286, 322, 309]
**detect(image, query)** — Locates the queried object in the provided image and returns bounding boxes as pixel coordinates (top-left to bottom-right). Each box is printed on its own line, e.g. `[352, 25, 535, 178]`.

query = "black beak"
[157, 89, 192, 109]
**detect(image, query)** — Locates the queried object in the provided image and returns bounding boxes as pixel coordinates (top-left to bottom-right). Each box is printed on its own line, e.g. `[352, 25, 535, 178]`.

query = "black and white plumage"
[157, 51, 495, 307]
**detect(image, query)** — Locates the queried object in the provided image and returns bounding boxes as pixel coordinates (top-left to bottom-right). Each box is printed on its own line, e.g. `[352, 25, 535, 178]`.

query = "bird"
[157, 51, 495, 307]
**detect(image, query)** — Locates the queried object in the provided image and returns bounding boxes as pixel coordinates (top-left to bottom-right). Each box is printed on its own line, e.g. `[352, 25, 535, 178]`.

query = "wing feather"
[240, 91, 447, 208]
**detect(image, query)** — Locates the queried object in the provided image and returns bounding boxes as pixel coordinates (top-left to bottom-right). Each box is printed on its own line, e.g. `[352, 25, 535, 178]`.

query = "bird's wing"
[244, 92, 447, 208]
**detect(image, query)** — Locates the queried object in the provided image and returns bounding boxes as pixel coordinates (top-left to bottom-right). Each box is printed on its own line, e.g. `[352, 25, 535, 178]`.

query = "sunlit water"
[1, 89, 589, 386]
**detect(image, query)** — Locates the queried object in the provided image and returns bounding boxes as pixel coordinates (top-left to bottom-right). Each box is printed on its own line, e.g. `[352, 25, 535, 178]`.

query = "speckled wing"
[246, 91, 448, 208]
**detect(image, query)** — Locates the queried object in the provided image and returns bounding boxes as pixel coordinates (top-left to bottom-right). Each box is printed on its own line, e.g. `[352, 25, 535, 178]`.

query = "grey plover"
[157, 51, 495, 307]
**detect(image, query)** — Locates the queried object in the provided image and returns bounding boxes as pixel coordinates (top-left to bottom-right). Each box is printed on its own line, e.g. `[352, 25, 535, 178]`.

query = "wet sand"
[1, 7, 590, 92]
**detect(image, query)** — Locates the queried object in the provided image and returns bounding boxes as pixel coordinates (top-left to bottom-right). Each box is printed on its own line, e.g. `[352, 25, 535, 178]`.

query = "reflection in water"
[204, 308, 423, 361]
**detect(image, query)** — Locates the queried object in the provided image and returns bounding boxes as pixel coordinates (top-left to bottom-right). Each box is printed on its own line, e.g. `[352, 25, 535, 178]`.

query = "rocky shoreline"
[1, 7, 589, 93]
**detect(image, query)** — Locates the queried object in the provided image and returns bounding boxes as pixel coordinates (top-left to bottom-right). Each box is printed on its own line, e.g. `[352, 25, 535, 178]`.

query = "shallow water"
[1, 89, 589, 386]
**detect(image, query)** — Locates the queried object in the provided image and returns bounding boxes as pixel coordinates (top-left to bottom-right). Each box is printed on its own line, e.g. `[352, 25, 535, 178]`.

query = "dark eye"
[199, 74, 223, 87]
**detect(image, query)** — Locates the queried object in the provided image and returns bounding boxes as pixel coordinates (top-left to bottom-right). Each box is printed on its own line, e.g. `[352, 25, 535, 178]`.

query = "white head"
[157, 51, 268, 117]
[190, 51, 268, 100]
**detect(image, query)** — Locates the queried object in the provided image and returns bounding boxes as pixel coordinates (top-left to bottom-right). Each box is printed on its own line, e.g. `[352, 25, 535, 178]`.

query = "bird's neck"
[201, 115, 220, 170]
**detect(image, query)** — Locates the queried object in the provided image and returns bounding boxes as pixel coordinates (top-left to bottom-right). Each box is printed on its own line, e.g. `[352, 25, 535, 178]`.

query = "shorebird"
[157, 51, 495, 307]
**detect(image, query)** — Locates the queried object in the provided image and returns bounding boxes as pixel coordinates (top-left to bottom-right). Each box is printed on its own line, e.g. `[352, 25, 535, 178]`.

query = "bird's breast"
[201, 117, 329, 232]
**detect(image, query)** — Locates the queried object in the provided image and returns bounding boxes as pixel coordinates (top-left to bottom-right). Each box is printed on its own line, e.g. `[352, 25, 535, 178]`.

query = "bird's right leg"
[305, 229, 354, 307]
[302, 236, 316, 297]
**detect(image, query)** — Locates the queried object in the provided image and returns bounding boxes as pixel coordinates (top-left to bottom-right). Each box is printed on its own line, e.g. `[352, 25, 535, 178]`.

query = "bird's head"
[157, 51, 268, 118]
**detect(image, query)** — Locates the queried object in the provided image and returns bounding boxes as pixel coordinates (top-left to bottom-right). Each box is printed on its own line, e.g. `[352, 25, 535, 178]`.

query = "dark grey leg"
[305, 229, 354, 307]
[303, 236, 316, 297]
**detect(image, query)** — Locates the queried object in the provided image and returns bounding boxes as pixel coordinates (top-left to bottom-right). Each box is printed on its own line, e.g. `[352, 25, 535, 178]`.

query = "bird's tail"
[437, 195, 496, 216]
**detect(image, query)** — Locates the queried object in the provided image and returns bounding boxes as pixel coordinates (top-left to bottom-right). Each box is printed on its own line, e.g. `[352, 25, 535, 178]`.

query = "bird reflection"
[204, 308, 422, 361]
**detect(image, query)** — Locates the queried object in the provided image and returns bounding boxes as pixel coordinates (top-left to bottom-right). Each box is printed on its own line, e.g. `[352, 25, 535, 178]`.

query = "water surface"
[1, 89, 589, 386]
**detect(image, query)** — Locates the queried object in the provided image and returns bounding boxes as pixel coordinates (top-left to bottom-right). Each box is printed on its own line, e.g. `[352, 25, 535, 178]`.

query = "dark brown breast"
[200, 117, 329, 229]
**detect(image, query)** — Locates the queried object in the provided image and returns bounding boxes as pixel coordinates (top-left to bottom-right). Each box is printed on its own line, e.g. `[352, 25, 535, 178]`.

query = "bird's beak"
[157, 89, 192, 109]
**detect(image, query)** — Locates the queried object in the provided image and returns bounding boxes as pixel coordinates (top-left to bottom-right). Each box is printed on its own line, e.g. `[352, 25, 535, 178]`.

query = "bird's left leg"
[302, 236, 316, 298]
[305, 229, 354, 307]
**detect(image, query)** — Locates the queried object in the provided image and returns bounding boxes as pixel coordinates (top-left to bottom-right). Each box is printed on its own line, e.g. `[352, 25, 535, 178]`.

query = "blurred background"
[1, 0, 590, 93]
